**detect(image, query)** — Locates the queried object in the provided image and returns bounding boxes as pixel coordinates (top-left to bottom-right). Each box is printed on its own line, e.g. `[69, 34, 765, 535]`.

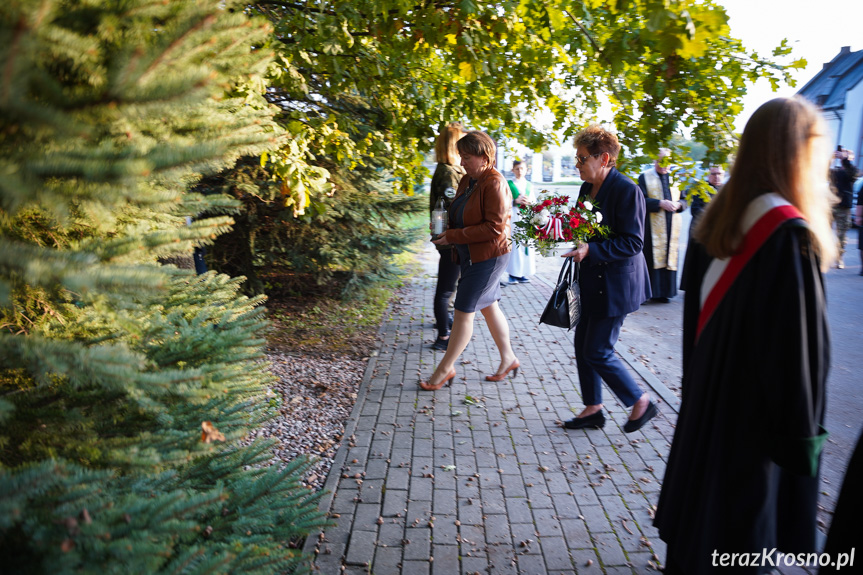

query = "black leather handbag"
[539, 257, 581, 330]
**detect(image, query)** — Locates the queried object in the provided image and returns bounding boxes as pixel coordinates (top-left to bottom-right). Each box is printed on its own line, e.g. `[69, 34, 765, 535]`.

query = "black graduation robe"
[820, 427, 863, 574]
[655, 220, 829, 574]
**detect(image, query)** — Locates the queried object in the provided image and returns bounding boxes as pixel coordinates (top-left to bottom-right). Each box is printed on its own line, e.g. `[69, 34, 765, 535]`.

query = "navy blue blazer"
[578, 167, 651, 318]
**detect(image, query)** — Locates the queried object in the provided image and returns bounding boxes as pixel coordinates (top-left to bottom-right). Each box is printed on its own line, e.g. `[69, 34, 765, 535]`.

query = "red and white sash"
[696, 193, 804, 340]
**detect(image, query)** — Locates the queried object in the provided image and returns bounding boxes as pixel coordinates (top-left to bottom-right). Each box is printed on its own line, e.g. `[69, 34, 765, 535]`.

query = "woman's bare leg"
[427, 310, 474, 387]
[480, 301, 518, 374]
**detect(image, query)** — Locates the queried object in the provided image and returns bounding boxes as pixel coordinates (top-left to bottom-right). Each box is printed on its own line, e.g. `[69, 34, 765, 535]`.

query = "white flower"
[532, 209, 550, 227]
[582, 200, 593, 211]
[595, 212, 602, 223]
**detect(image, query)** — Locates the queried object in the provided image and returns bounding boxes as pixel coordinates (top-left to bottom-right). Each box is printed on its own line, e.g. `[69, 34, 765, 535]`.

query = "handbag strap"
[556, 257, 573, 286]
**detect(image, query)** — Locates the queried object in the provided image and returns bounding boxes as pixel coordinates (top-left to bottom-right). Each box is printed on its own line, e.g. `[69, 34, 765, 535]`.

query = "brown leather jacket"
[444, 167, 511, 264]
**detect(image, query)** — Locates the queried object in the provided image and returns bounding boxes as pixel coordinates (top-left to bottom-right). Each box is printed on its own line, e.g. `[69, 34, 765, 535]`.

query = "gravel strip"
[249, 352, 367, 492]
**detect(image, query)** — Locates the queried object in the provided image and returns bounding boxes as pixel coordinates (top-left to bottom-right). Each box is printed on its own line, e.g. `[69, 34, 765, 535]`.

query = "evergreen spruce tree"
[0, 1, 327, 572]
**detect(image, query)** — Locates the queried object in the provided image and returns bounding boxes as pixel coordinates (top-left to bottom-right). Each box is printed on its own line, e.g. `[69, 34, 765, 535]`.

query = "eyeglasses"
[576, 153, 601, 166]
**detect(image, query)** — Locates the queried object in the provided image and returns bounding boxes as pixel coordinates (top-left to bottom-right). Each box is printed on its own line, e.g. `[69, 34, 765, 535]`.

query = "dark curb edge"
[301, 348, 380, 558]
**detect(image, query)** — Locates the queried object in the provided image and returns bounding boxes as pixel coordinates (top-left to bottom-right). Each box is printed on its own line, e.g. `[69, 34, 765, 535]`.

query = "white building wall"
[840, 78, 863, 166]
[531, 152, 543, 184]
[825, 116, 842, 150]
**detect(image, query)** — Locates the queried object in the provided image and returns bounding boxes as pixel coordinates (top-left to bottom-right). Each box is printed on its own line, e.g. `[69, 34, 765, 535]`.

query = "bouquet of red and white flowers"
[511, 191, 609, 256]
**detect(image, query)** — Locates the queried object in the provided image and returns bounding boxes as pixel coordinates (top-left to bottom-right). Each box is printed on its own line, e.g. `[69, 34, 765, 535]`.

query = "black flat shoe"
[431, 337, 449, 351]
[623, 401, 658, 433]
[563, 411, 605, 430]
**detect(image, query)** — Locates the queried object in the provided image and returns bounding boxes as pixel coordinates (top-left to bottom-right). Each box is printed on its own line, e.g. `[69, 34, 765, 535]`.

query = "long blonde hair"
[695, 97, 837, 268]
[435, 123, 465, 165]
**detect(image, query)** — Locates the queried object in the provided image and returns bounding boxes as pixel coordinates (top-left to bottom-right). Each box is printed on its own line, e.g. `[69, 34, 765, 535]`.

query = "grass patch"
[265, 238, 425, 357]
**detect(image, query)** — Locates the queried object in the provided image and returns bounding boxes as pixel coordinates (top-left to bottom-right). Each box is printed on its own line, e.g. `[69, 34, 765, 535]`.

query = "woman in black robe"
[654, 97, 838, 574]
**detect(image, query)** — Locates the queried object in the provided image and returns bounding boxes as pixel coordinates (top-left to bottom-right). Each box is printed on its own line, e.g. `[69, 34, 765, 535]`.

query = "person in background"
[688, 164, 724, 236]
[504, 159, 536, 284]
[422, 131, 518, 390]
[428, 123, 466, 351]
[681, 164, 724, 284]
[856, 170, 863, 275]
[829, 148, 857, 269]
[638, 149, 687, 302]
[560, 124, 655, 433]
[655, 97, 835, 574]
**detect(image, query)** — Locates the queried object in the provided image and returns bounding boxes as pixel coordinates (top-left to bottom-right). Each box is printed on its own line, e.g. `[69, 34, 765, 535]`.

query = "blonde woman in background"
[428, 123, 466, 350]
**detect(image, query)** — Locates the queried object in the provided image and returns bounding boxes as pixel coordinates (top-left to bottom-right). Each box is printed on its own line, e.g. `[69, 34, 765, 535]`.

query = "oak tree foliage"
[251, 0, 804, 213]
[209, 0, 804, 283]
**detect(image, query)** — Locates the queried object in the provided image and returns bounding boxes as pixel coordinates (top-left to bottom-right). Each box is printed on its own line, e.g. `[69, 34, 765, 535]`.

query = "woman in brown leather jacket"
[422, 131, 519, 390]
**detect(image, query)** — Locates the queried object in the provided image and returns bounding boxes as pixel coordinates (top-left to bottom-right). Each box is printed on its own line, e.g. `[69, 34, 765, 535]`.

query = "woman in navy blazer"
[561, 125, 657, 432]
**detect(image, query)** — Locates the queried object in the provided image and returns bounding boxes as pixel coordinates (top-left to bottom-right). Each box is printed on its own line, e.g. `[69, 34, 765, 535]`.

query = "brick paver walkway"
[303, 245, 684, 574]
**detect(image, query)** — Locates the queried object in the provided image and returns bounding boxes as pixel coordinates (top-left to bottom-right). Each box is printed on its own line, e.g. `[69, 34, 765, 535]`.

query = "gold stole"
[643, 169, 681, 271]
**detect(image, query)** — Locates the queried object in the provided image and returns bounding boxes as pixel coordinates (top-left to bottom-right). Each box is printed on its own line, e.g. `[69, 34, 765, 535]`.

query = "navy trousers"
[574, 314, 643, 407]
